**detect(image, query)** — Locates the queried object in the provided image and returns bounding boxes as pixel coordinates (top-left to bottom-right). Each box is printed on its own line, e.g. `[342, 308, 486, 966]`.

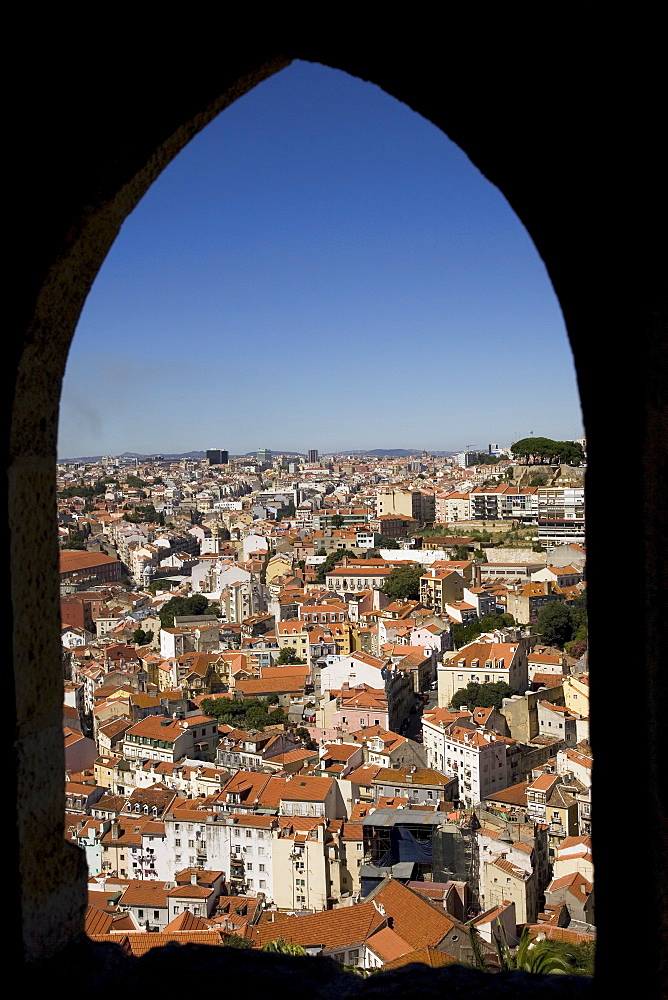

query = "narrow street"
[403, 689, 438, 742]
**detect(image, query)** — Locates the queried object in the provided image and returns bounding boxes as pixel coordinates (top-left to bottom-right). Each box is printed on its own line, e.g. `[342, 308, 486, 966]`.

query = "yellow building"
[276, 621, 309, 661]
[484, 856, 537, 924]
[419, 567, 465, 613]
[562, 674, 590, 716]
[272, 819, 331, 911]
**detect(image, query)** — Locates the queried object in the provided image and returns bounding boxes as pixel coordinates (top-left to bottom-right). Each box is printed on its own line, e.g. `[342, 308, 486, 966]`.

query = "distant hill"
[241, 452, 305, 458]
[324, 449, 455, 458]
[59, 447, 456, 463]
[58, 451, 208, 463]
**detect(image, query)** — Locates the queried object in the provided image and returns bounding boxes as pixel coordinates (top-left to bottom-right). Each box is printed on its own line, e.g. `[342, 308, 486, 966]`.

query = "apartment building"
[424, 722, 519, 807]
[375, 488, 435, 526]
[438, 639, 529, 707]
[123, 714, 219, 764]
[325, 565, 394, 594]
[506, 582, 566, 624]
[419, 566, 466, 613]
[159, 618, 219, 659]
[435, 491, 471, 522]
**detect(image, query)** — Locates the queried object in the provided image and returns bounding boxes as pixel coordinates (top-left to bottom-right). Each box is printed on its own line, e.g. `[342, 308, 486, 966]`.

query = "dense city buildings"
[54, 443, 593, 965]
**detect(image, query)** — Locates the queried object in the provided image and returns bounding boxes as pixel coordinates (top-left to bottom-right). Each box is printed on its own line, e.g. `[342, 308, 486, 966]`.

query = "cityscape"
[11, 14, 665, 995]
[59, 439, 593, 973]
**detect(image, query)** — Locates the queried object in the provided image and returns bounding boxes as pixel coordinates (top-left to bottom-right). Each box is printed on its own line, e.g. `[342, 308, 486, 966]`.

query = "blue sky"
[58, 61, 583, 459]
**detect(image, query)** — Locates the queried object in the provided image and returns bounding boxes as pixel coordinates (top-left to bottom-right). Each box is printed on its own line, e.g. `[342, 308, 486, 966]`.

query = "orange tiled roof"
[382, 945, 458, 971]
[366, 925, 413, 962]
[251, 899, 384, 950]
[548, 871, 593, 902]
[121, 881, 170, 907]
[113, 931, 226, 955]
[280, 776, 334, 802]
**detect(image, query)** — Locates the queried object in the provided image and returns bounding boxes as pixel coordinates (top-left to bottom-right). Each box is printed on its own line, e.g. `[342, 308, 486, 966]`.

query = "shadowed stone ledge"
[25, 939, 594, 999]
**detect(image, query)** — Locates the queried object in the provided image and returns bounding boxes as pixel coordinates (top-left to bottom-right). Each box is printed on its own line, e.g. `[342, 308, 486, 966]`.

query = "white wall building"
[438, 638, 529, 708]
[318, 653, 388, 695]
[424, 722, 516, 807]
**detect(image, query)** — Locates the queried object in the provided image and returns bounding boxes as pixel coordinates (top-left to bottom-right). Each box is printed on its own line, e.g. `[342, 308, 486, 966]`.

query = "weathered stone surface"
[26, 941, 594, 1000]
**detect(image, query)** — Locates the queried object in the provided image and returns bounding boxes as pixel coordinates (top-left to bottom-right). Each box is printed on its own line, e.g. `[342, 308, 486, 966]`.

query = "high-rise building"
[453, 451, 477, 468]
[307, 449, 318, 464]
[206, 449, 228, 465]
[257, 448, 272, 464]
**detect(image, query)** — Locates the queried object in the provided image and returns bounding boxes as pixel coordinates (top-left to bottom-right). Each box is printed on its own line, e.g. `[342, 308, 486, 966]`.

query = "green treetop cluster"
[510, 437, 584, 466]
[382, 565, 423, 601]
[536, 600, 587, 650]
[201, 696, 288, 730]
[158, 593, 217, 628]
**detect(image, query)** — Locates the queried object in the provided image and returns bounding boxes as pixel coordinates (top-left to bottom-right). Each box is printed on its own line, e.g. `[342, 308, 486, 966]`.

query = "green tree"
[276, 500, 296, 521]
[277, 647, 305, 665]
[158, 593, 211, 628]
[221, 932, 254, 949]
[331, 514, 344, 529]
[492, 923, 576, 975]
[451, 612, 512, 649]
[469, 529, 492, 543]
[450, 681, 514, 711]
[262, 937, 307, 956]
[147, 579, 176, 595]
[481, 612, 514, 629]
[510, 436, 584, 467]
[295, 727, 318, 750]
[58, 481, 107, 501]
[452, 545, 470, 560]
[125, 502, 162, 524]
[126, 473, 147, 488]
[132, 627, 154, 646]
[569, 599, 588, 632]
[201, 695, 287, 731]
[316, 549, 357, 583]
[536, 602, 575, 647]
[378, 536, 400, 549]
[567, 938, 595, 976]
[382, 565, 423, 601]
[66, 531, 87, 550]
[467, 922, 580, 976]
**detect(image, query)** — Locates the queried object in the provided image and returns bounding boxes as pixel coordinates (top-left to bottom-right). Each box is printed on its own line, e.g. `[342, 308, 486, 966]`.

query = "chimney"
[191, 871, 198, 885]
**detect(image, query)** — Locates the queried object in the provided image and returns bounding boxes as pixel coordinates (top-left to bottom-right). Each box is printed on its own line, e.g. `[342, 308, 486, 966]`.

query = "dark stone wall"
[7, 12, 665, 995]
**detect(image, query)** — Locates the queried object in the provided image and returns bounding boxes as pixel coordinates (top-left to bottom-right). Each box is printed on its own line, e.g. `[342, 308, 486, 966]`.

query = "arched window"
[8, 29, 664, 993]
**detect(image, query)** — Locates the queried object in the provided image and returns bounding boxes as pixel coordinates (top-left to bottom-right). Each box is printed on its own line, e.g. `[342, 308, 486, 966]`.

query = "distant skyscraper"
[206, 449, 228, 465]
[308, 449, 319, 464]
[257, 448, 272, 464]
